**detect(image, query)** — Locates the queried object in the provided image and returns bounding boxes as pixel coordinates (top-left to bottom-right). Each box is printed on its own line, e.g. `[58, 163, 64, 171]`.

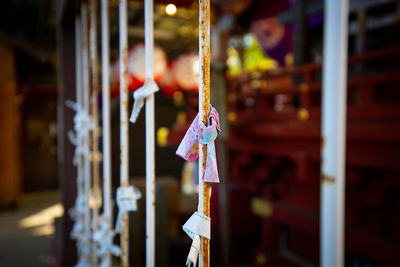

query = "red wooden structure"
[168, 45, 400, 265]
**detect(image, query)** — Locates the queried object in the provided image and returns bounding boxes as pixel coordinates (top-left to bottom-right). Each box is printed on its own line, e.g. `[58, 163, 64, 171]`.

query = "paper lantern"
[110, 43, 168, 96]
[128, 43, 167, 84]
[159, 64, 176, 97]
[171, 53, 199, 91]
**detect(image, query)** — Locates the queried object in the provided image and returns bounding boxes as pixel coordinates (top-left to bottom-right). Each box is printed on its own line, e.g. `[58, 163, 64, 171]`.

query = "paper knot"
[129, 79, 159, 123]
[182, 211, 211, 267]
[69, 196, 87, 240]
[93, 217, 121, 261]
[65, 100, 93, 165]
[176, 106, 221, 183]
[114, 185, 142, 232]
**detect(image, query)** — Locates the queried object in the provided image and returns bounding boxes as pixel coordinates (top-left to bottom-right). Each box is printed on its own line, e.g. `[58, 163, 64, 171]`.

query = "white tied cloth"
[65, 100, 92, 247]
[75, 257, 92, 267]
[182, 211, 211, 267]
[69, 196, 87, 239]
[115, 185, 142, 232]
[65, 100, 93, 163]
[93, 217, 121, 267]
[129, 79, 159, 123]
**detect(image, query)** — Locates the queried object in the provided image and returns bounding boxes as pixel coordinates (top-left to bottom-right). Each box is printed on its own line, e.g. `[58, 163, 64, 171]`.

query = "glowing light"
[165, 4, 177, 16]
[18, 203, 63, 236]
[19, 203, 63, 228]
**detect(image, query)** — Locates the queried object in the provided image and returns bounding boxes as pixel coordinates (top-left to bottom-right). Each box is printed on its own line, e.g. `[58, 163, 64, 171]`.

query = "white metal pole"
[144, 0, 155, 266]
[81, 2, 92, 259]
[119, 0, 130, 266]
[89, 0, 100, 264]
[320, 0, 349, 267]
[198, 0, 211, 266]
[74, 14, 84, 262]
[101, 0, 112, 266]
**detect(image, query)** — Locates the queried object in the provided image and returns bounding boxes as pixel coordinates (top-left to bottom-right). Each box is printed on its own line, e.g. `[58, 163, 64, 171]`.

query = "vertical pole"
[74, 14, 84, 262]
[89, 0, 100, 264]
[101, 0, 112, 266]
[119, 0, 130, 266]
[81, 2, 92, 258]
[144, 0, 156, 266]
[320, 0, 348, 267]
[198, 0, 211, 266]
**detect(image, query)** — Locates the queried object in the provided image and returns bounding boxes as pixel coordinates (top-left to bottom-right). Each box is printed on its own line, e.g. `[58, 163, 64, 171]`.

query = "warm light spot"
[297, 108, 310, 121]
[31, 224, 55, 236]
[165, 4, 177, 16]
[157, 127, 169, 147]
[19, 203, 63, 229]
[18, 203, 63, 236]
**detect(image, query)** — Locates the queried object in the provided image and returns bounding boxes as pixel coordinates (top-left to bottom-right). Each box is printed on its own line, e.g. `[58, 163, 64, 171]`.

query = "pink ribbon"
[176, 106, 220, 183]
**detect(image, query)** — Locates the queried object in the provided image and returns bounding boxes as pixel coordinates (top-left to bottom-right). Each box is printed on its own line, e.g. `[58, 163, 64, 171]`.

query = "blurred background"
[1, 0, 400, 266]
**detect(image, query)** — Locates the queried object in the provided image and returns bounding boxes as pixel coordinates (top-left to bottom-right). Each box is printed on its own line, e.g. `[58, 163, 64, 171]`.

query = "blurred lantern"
[171, 53, 199, 91]
[110, 43, 167, 97]
[243, 33, 278, 72]
[128, 43, 167, 90]
[159, 63, 176, 97]
[226, 46, 242, 77]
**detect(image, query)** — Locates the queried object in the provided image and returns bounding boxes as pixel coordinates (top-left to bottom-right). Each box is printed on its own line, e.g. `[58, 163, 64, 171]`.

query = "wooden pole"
[101, 0, 112, 265]
[198, 0, 211, 266]
[119, 0, 130, 266]
[89, 0, 100, 264]
[144, 0, 156, 266]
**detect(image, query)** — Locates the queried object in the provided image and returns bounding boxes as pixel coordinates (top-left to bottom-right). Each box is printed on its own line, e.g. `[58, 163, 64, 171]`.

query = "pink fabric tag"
[176, 106, 220, 183]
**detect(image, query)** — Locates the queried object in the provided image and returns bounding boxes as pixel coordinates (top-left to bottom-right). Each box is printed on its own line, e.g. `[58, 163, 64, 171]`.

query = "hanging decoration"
[110, 43, 167, 97]
[176, 106, 220, 183]
[177, 106, 221, 266]
[171, 53, 199, 91]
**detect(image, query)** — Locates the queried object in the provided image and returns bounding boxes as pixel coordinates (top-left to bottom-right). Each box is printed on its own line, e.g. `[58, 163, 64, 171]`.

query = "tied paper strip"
[176, 106, 220, 183]
[115, 185, 142, 233]
[93, 218, 121, 267]
[75, 238, 92, 267]
[65, 100, 92, 245]
[129, 79, 159, 123]
[65, 100, 93, 164]
[69, 195, 87, 239]
[182, 211, 211, 267]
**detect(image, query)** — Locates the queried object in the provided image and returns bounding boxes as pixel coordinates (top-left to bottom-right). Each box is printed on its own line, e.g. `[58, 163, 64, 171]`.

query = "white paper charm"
[114, 185, 142, 232]
[93, 217, 121, 267]
[182, 211, 211, 267]
[129, 79, 159, 123]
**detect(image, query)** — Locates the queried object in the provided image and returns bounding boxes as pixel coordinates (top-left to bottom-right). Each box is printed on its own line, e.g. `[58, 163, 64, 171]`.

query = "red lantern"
[111, 43, 168, 97]
[171, 53, 199, 92]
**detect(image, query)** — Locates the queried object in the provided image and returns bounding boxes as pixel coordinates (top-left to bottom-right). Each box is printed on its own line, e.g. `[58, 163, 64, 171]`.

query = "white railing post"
[119, 0, 130, 266]
[144, 0, 156, 266]
[101, 0, 112, 265]
[74, 13, 84, 262]
[320, 0, 349, 266]
[81, 2, 92, 261]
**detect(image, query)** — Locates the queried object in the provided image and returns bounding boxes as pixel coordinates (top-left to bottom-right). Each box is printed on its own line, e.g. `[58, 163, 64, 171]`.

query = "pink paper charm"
[176, 106, 220, 183]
